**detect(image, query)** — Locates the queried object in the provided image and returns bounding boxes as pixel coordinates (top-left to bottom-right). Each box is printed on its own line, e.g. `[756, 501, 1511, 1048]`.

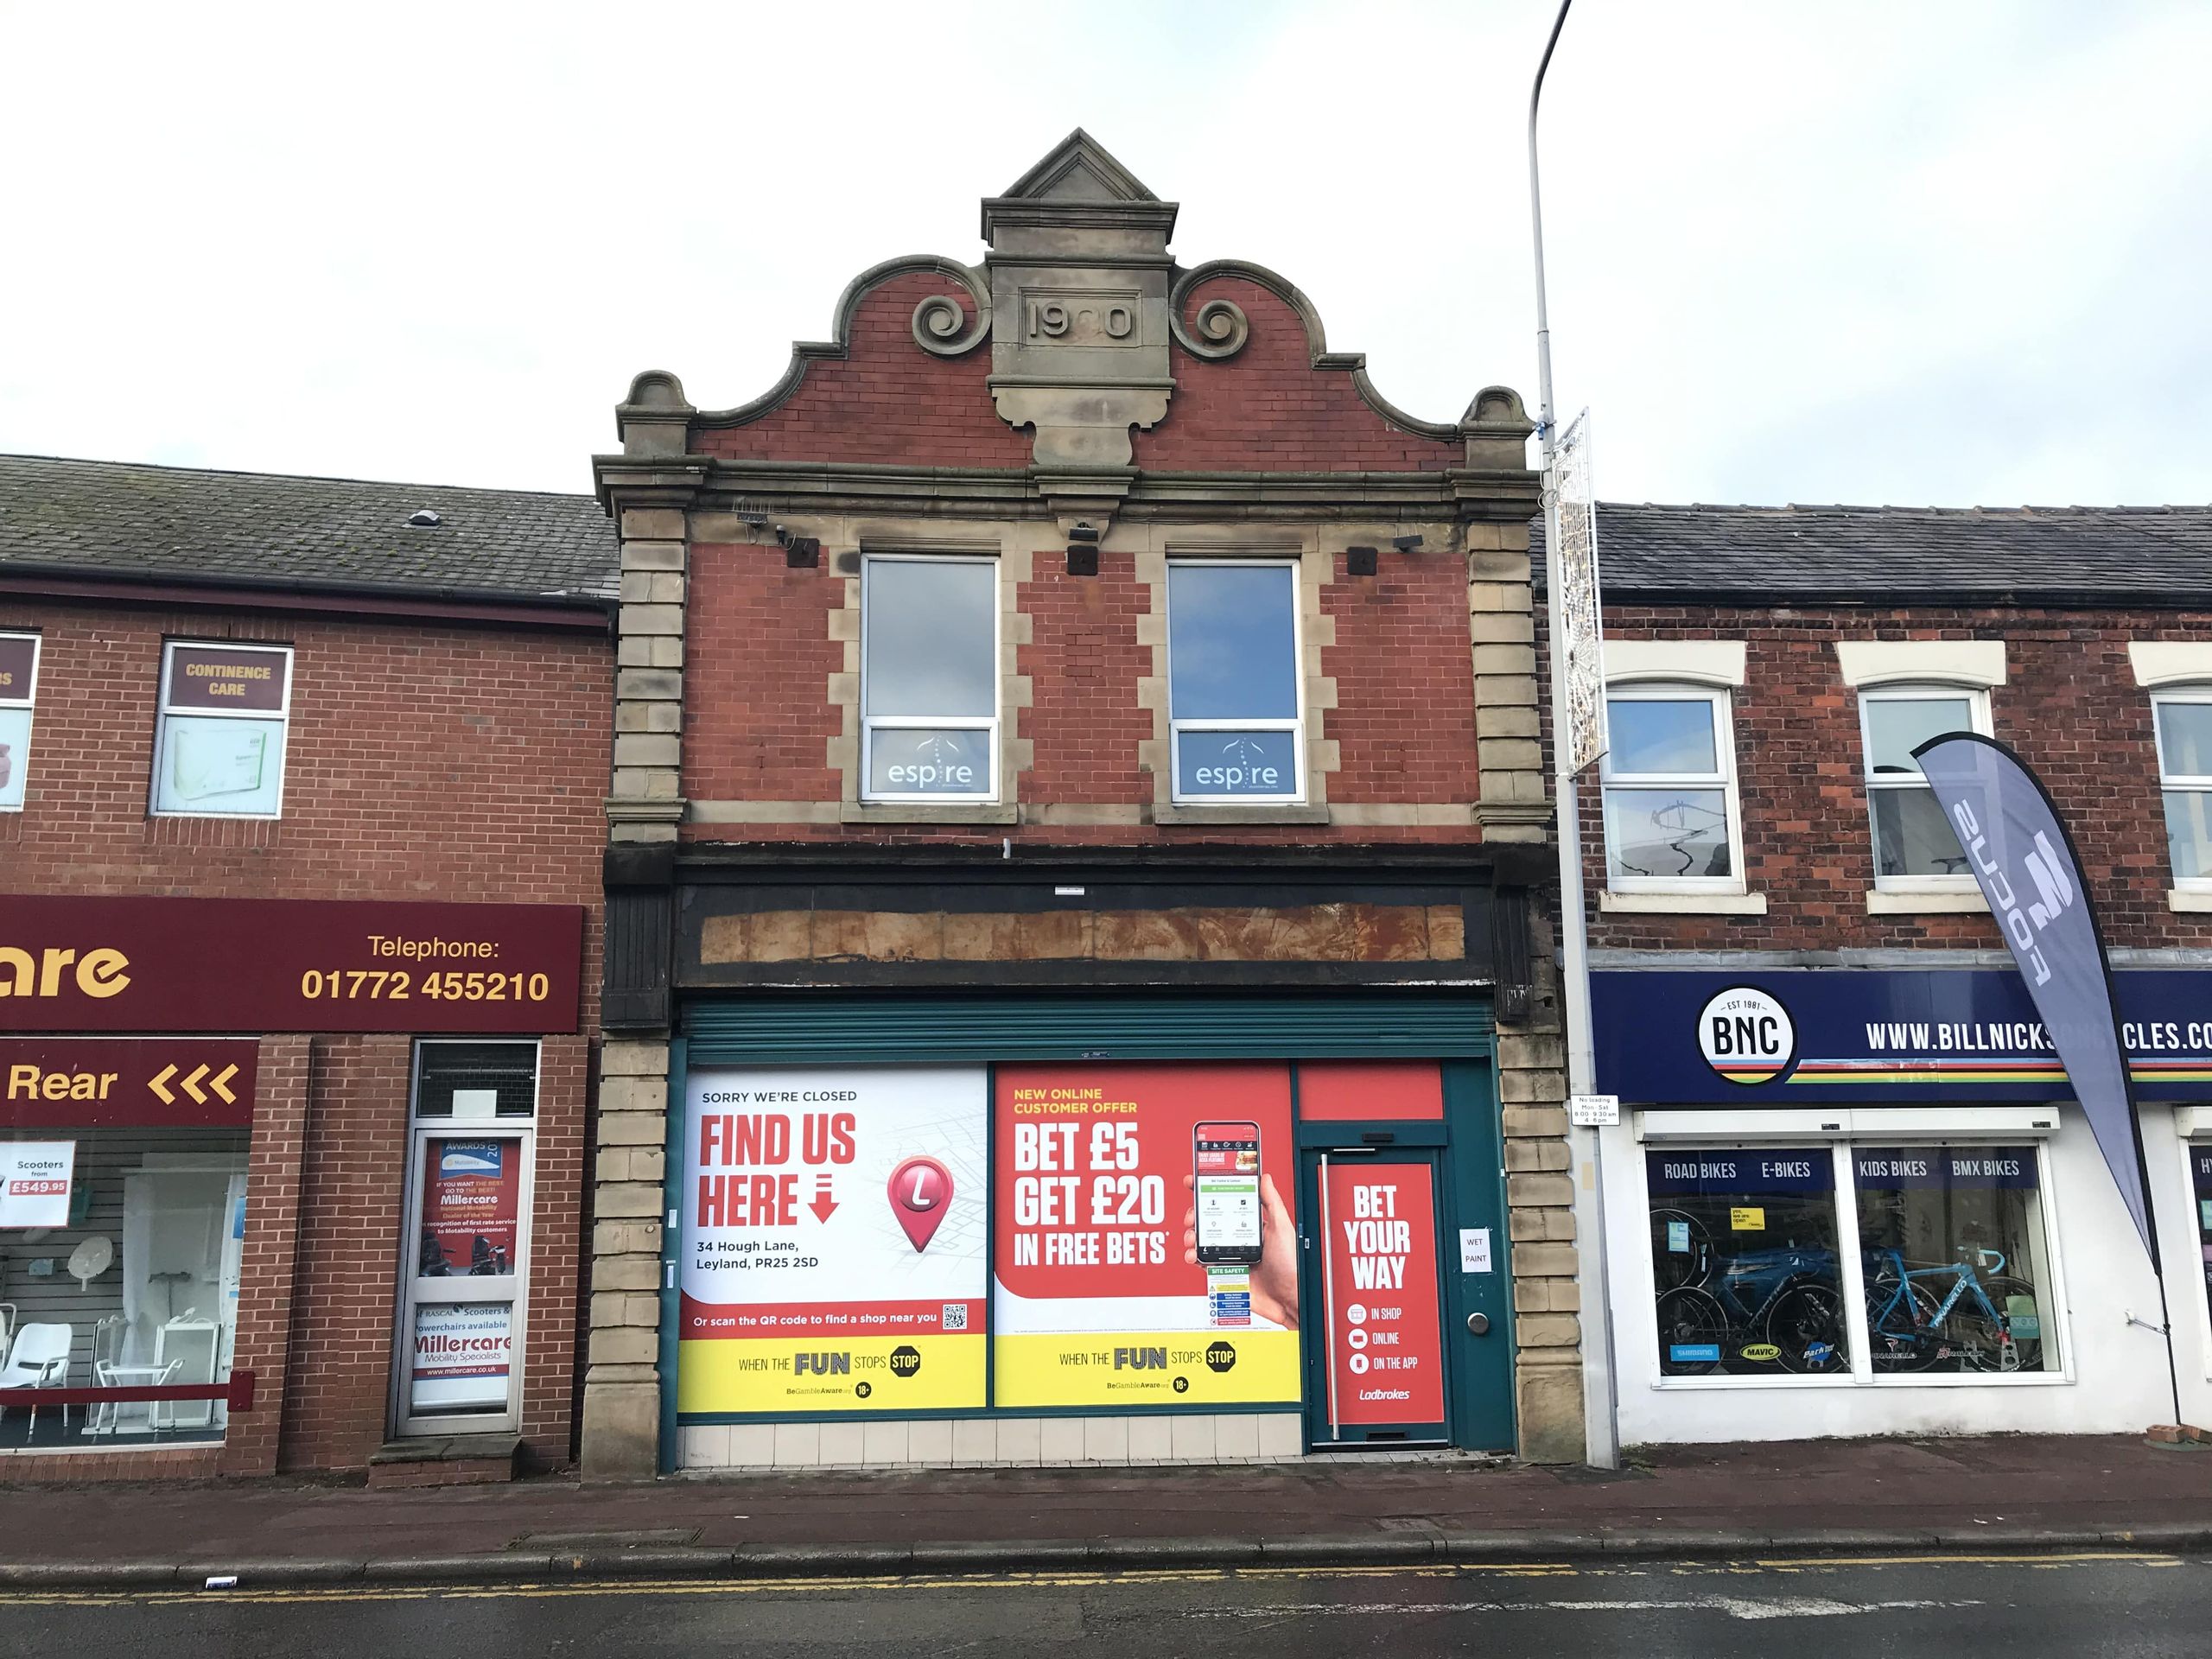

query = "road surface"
[0, 1549, 2199, 1656]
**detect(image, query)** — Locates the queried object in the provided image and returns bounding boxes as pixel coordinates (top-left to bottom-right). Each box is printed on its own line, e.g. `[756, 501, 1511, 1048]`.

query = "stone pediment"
[995, 127, 1159, 204]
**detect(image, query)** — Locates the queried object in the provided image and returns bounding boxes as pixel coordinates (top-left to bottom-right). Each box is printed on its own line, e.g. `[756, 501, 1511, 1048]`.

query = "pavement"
[0, 1433, 2207, 1586]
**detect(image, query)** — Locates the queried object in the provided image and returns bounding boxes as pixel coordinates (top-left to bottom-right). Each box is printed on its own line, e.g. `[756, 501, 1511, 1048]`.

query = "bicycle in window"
[1863, 1245, 2043, 1373]
[1649, 1209, 1846, 1376]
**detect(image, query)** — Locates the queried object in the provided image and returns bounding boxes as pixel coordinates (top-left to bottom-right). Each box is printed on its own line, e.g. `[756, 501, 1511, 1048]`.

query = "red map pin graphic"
[888, 1155, 952, 1252]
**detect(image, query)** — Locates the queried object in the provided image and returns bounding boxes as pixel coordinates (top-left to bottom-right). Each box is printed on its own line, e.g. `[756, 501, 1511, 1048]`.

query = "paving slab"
[0, 1433, 2202, 1585]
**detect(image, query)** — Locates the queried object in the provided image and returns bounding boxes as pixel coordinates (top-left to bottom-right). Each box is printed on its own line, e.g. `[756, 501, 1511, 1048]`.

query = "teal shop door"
[1439, 1062, 1514, 1452]
[1294, 1062, 1514, 1452]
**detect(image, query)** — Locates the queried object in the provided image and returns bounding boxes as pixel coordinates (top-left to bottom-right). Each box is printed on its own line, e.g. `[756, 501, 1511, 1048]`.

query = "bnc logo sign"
[1948, 801, 2074, 987]
[1698, 986, 1796, 1085]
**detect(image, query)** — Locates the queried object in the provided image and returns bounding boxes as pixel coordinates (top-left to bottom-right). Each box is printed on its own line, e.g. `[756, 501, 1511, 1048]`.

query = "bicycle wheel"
[1654, 1286, 1730, 1376]
[1765, 1281, 1847, 1373]
[1649, 1209, 1710, 1293]
[1956, 1276, 2046, 1373]
[1867, 1278, 1948, 1372]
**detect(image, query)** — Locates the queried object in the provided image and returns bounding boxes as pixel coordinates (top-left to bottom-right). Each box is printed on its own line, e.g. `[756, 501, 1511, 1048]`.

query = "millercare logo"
[1697, 986, 1796, 1085]
[0, 944, 130, 1001]
[1948, 800, 2075, 987]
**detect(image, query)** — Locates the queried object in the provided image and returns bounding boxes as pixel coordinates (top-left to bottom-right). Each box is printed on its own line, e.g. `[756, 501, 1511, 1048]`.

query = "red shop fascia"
[0, 456, 614, 1482]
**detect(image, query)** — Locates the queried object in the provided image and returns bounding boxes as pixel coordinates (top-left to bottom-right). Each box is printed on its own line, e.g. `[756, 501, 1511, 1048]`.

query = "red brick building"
[0, 455, 614, 1480]
[581, 133, 1581, 1475]
[1559, 503, 2212, 1445]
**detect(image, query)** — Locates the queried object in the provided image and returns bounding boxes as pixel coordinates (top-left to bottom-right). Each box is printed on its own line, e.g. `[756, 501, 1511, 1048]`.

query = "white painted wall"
[1601, 1106, 2194, 1446]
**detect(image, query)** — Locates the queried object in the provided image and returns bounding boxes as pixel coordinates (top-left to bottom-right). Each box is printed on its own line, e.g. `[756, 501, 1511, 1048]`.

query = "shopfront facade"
[1592, 966, 2212, 1441]
[582, 133, 1580, 1473]
[0, 457, 614, 1478]
[1572, 502, 2212, 1448]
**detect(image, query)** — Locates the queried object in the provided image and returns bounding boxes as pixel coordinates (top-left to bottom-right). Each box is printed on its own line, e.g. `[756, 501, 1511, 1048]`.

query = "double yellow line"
[0, 1549, 2178, 1609]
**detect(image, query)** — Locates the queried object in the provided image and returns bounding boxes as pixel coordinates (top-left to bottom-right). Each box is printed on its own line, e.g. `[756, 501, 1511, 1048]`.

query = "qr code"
[941, 1303, 969, 1332]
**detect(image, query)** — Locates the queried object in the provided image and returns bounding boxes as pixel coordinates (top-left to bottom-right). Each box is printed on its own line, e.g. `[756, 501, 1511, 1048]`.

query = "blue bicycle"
[1864, 1246, 2043, 1373]
[1650, 1211, 1845, 1376]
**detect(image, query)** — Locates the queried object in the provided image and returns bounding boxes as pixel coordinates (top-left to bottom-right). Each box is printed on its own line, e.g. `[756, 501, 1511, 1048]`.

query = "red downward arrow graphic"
[809, 1194, 839, 1223]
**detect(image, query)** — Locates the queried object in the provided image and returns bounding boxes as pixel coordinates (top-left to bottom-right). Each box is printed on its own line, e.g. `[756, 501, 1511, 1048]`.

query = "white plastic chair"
[0, 1323, 73, 1436]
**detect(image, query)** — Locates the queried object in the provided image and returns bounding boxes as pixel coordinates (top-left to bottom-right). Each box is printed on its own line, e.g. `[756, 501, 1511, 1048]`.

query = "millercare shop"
[1590, 968, 2212, 1444]
[0, 894, 586, 1478]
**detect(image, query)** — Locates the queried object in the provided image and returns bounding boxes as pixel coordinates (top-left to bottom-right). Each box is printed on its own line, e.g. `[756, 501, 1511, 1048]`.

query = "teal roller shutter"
[682, 994, 1492, 1065]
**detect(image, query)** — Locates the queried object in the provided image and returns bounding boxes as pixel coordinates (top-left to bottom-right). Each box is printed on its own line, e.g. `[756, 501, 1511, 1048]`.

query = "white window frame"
[0, 630, 41, 814]
[2173, 1131, 2212, 1382]
[858, 554, 1000, 805]
[2150, 688, 2212, 893]
[1634, 1115, 2071, 1391]
[150, 639, 294, 820]
[1599, 683, 1745, 894]
[1858, 682, 1991, 893]
[391, 1039, 540, 1440]
[1166, 556, 1306, 806]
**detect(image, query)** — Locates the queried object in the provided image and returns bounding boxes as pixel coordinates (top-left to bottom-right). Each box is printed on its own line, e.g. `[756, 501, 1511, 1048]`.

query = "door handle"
[1466, 1312, 1491, 1336]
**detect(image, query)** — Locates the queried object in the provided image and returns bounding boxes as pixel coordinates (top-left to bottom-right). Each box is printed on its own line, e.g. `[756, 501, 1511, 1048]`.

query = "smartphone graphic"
[1194, 1120, 1264, 1266]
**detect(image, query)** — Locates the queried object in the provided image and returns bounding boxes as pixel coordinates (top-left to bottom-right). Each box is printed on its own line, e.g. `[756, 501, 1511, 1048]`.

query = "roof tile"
[0, 454, 618, 601]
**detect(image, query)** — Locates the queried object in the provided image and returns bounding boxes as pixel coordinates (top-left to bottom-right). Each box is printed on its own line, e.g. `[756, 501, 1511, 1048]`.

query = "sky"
[3, 1, 2207, 508]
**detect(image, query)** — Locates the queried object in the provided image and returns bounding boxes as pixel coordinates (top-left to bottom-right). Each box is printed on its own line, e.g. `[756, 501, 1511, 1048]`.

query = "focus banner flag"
[1916, 732, 2156, 1261]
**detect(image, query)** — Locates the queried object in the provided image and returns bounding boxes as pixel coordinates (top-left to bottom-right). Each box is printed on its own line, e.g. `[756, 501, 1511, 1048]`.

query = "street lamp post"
[1529, 0, 1621, 1471]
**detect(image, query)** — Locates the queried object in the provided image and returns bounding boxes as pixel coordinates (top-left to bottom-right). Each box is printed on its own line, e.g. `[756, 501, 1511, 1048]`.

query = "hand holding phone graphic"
[1185, 1122, 1299, 1330]
[1192, 1121, 1264, 1267]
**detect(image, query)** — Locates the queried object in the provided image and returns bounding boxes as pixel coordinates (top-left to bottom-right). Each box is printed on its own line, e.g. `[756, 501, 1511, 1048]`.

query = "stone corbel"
[990, 385, 1170, 470]
[1038, 473, 1136, 542]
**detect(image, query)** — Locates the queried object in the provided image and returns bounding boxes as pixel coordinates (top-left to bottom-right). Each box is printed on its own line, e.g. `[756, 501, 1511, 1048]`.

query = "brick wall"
[680, 542, 1487, 847]
[695, 270, 1029, 469]
[0, 597, 610, 1475]
[1580, 603, 2212, 952]
[1134, 276, 1460, 474]
[685, 547, 843, 804]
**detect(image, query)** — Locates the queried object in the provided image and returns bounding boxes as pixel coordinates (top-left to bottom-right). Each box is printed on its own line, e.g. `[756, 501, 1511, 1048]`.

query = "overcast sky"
[4, 1, 2206, 508]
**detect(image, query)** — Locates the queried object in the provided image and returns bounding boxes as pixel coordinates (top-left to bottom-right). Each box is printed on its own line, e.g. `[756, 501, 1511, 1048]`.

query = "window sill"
[1865, 887, 1986, 914]
[1154, 804, 1331, 827]
[2169, 888, 2212, 912]
[1600, 890, 1768, 916]
[841, 803, 1019, 826]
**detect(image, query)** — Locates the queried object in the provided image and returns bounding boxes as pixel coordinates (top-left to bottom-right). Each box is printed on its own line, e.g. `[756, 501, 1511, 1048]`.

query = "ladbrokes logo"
[1948, 801, 2073, 986]
[0, 945, 131, 1001]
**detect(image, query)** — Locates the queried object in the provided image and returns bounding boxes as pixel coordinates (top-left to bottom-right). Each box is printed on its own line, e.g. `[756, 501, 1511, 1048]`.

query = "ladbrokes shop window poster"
[679, 1065, 988, 1413]
[992, 1062, 1300, 1408]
